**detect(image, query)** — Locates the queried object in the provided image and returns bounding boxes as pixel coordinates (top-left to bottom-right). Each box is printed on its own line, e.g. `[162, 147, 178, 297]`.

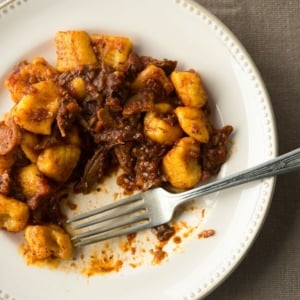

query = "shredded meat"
[113, 143, 135, 173]
[56, 91, 80, 137]
[123, 90, 155, 116]
[124, 52, 144, 78]
[133, 141, 168, 190]
[105, 71, 129, 109]
[74, 145, 109, 194]
[30, 193, 66, 226]
[201, 125, 234, 180]
[0, 118, 21, 155]
[151, 224, 176, 242]
[140, 56, 177, 75]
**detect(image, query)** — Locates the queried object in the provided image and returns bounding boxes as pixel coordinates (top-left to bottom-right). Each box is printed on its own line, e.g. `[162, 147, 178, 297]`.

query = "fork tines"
[67, 192, 150, 247]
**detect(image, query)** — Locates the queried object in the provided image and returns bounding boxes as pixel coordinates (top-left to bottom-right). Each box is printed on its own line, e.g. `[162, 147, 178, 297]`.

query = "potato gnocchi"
[0, 30, 233, 262]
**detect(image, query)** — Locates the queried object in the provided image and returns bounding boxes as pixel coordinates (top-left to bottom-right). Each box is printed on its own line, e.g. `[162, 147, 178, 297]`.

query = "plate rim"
[0, 0, 278, 299]
[0, 0, 24, 12]
[179, 1, 278, 298]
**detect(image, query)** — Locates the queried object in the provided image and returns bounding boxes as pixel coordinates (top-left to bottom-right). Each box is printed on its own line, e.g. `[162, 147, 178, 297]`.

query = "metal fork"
[67, 148, 300, 247]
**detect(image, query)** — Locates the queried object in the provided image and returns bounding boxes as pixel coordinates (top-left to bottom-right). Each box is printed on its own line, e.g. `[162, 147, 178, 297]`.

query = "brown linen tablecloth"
[194, 1, 300, 299]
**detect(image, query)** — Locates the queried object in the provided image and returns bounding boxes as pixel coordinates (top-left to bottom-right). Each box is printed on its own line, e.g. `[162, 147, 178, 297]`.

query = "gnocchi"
[37, 144, 81, 182]
[0, 194, 29, 232]
[91, 34, 132, 70]
[144, 103, 183, 145]
[24, 224, 73, 261]
[16, 164, 52, 210]
[132, 64, 174, 95]
[175, 106, 210, 143]
[5, 57, 58, 103]
[11, 80, 61, 135]
[162, 137, 202, 189]
[170, 70, 207, 108]
[55, 31, 98, 72]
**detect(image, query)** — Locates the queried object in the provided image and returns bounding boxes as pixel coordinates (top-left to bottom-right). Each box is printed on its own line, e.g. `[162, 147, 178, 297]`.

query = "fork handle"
[172, 148, 300, 205]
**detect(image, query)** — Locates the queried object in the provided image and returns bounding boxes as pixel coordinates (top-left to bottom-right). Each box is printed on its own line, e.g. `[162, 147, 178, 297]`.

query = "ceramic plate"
[0, 0, 277, 299]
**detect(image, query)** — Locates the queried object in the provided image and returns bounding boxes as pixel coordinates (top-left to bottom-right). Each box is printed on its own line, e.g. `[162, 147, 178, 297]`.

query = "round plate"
[0, 0, 277, 299]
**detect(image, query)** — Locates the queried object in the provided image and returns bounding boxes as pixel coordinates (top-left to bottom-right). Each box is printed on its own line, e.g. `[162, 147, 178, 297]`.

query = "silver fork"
[67, 148, 300, 247]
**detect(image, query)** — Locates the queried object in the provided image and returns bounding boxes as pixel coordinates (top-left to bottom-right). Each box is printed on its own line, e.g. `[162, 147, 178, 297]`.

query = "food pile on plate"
[0, 30, 232, 262]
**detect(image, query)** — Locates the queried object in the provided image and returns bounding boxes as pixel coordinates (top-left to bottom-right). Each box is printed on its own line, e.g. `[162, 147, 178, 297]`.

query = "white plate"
[0, 0, 277, 299]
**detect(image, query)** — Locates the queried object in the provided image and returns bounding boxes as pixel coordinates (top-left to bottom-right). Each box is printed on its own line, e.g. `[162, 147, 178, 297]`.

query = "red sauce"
[198, 229, 216, 239]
